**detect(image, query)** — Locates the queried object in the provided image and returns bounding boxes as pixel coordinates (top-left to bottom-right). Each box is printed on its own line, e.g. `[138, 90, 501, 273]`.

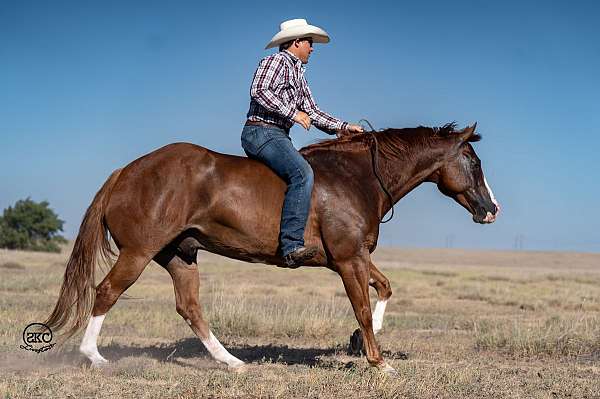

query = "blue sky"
[1, 1, 599, 252]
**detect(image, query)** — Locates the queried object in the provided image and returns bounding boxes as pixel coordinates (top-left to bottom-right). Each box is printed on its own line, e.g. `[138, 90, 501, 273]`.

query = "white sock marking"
[372, 299, 388, 334]
[80, 315, 108, 365]
[200, 330, 245, 368]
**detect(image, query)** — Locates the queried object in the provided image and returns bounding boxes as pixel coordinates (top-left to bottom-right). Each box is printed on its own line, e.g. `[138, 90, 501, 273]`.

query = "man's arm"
[250, 56, 297, 121]
[300, 82, 348, 134]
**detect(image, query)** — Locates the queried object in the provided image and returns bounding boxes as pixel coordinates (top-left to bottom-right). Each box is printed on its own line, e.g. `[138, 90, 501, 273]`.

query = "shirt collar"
[282, 50, 305, 71]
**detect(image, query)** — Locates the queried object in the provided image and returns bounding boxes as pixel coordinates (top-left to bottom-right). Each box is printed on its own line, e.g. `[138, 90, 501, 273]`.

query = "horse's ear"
[457, 122, 477, 143]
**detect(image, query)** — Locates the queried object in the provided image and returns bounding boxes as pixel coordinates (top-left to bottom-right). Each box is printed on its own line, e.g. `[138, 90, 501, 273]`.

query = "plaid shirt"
[247, 50, 348, 134]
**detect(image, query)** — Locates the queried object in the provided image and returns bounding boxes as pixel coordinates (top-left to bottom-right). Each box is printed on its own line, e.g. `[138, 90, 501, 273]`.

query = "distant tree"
[0, 198, 67, 252]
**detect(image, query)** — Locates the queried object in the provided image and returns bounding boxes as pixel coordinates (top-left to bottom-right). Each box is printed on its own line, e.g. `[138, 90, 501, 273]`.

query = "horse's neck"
[304, 137, 447, 220]
[377, 143, 447, 206]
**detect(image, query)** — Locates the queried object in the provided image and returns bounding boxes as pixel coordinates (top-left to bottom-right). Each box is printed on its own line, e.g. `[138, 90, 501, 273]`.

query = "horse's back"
[104, 142, 288, 253]
[109, 142, 285, 199]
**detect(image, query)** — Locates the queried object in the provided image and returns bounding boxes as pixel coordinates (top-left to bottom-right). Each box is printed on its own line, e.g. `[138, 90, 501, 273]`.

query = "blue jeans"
[241, 124, 314, 257]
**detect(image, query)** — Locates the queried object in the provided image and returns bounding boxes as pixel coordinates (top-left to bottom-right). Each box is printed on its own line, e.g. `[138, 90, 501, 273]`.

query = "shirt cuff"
[340, 121, 349, 130]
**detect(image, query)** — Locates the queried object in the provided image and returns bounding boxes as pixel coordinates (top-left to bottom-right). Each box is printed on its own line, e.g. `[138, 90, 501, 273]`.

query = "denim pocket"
[241, 126, 284, 157]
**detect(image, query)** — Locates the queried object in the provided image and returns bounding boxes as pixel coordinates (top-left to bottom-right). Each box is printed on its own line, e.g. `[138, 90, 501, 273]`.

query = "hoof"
[90, 358, 109, 368]
[378, 362, 398, 377]
[228, 361, 247, 373]
[81, 346, 109, 368]
[348, 328, 364, 356]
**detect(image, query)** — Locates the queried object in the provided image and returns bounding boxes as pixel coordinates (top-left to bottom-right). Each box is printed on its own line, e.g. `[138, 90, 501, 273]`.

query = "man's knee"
[303, 164, 314, 187]
[290, 160, 313, 187]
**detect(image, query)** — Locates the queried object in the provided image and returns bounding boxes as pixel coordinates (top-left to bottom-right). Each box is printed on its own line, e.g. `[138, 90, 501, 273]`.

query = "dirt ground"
[1, 246, 599, 398]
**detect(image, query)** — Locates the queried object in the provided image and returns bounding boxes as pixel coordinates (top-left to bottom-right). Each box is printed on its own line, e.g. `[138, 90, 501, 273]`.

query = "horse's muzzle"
[476, 203, 500, 224]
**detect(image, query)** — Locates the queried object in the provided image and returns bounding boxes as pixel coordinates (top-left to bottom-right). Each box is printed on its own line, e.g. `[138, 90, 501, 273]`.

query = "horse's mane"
[300, 122, 482, 157]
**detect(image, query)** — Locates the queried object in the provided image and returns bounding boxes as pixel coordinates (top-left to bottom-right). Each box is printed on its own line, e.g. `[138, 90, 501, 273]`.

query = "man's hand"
[347, 124, 364, 133]
[336, 123, 364, 138]
[293, 111, 312, 130]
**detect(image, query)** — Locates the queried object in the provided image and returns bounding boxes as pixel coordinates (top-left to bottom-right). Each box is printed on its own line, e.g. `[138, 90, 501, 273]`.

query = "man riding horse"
[44, 18, 500, 377]
[242, 18, 364, 268]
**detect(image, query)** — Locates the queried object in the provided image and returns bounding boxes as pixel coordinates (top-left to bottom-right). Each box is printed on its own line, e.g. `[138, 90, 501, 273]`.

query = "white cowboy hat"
[265, 19, 330, 50]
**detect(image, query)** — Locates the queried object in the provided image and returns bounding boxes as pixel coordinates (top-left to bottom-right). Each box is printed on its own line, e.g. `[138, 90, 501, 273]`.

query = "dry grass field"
[1, 245, 599, 398]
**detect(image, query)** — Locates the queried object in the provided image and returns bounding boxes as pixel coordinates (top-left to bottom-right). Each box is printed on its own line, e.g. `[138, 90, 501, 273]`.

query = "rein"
[358, 119, 395, 224]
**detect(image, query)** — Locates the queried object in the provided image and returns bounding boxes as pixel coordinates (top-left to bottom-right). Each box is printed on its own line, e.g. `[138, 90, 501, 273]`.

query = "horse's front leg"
[349, 260, 393, 356]
[335, 254, 396, 374]
[368, 261, 392, 334]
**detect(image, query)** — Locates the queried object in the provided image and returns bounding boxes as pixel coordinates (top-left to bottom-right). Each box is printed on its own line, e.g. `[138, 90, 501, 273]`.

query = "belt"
[245, 119, 290, 134]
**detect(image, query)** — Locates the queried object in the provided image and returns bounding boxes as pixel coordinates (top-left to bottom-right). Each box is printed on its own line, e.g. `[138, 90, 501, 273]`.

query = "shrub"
[0, 198, 67, 252]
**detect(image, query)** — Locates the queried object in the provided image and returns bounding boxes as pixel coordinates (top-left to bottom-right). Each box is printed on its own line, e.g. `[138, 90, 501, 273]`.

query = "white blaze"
[80, 315, 108, 365]
[200, 330, 245, 368]
[482, 175, 500, 223]
[483, 175, 499, 207]
[372, 299, 388, 334]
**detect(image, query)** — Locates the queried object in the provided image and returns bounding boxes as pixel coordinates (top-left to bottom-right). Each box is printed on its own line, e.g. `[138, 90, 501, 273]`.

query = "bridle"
[358, 119, 395, 224]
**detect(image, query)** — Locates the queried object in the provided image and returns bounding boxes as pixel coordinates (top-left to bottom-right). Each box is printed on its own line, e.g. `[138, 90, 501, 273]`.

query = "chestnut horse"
[45, 123, 499, 374]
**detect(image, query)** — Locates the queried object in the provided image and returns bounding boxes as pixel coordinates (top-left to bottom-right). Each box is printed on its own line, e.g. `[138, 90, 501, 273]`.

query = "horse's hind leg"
[80, 249, 152, 366]
[154, 248, 245, 369]
[368, 261, 392, 334]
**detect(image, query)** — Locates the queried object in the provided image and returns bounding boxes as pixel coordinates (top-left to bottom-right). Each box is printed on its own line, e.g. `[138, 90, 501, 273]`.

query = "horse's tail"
[45, 168, 123, 339]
